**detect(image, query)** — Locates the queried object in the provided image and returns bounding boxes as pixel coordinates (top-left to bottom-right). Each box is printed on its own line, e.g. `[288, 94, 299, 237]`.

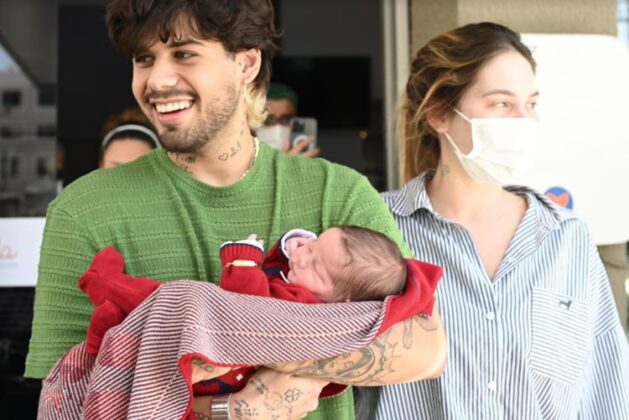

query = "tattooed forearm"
[415, 314, 438, 331]
[270, 328, 400, 385]
[270, 313, 443, 385]
[402, 315, 437, 350]
[403, 316, 413, 349]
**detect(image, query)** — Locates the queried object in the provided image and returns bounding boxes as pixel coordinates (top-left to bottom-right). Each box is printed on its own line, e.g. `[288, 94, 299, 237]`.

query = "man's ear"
[237, 48, 262, 85]
[426, 109, 449, 135]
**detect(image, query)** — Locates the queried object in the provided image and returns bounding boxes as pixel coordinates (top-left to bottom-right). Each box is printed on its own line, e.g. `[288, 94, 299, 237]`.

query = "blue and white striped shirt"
[376, 173, 629, 420]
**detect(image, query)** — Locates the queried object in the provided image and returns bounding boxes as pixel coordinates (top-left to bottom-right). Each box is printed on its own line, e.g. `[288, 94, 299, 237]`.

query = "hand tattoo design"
[284, 388, 302, 404]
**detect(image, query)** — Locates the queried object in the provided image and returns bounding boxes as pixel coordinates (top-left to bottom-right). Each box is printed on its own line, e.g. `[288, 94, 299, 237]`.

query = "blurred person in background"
[257, 82, 320, 157]
[99, 107, 160, 169]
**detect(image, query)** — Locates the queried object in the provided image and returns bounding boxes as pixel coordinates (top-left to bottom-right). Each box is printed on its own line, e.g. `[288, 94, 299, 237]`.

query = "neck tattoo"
[239, 137, 259, 181]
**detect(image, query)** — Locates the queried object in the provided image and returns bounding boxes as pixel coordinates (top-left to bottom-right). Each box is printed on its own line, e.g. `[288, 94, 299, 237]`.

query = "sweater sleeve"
[334, 174, 412, 257]
[25, 205, 100, 379]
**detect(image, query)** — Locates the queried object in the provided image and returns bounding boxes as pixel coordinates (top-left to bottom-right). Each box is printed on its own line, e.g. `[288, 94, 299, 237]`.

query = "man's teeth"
[155, 101, 192, 114]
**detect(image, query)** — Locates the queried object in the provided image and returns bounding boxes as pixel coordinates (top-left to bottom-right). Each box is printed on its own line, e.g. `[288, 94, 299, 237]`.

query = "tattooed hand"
[229, 368, 327, 419]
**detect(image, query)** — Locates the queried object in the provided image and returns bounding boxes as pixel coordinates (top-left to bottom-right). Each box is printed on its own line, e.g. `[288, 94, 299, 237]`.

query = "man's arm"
[26, 205, 99, 379]
[270, 308, 446, 385]
[293, 172, 446, 385]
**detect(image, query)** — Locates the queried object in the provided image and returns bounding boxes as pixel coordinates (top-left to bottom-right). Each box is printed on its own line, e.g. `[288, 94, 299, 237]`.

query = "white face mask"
[256, 124, 290, 150]
[444, 108, 539, 185]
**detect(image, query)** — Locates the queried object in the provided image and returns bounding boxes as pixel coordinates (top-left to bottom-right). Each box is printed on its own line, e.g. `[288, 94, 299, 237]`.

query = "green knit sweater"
[26, 143, 409, 419]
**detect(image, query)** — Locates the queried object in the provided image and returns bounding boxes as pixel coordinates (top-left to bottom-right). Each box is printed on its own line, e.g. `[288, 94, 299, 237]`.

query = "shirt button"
[485, 311, 495, 321]
[487, 380, 497, 391]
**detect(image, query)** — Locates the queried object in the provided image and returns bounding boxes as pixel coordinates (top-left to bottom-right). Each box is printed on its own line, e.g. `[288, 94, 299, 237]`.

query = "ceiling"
[0, 0, 108, 86]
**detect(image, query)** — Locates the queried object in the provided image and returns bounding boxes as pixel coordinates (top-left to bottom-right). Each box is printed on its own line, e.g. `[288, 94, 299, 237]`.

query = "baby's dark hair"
[334, 226, 407, 301]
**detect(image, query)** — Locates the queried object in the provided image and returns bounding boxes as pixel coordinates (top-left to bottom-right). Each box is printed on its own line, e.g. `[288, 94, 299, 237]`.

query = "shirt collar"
[389, 170, 577, 240]
[388, 171, 435, 217]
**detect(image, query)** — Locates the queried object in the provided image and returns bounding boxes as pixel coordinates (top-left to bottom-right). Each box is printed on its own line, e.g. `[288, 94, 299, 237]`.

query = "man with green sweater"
[26, 0, 447, 418]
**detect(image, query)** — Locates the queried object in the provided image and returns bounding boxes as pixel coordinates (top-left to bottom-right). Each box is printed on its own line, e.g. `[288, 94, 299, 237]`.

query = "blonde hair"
[244, 83, 269, 130]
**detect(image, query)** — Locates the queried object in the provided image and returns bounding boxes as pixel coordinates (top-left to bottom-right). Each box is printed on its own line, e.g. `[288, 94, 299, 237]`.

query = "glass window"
[9, 156, 19, 176]
[38, 84, 56, 106]
[2, 90, 21, 107]
[1, 126, 21, 138]
[36, 125, 56, 137]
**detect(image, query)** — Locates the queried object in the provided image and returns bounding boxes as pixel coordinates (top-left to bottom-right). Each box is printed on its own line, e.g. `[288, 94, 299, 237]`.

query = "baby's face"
[285, 227, 349, 302]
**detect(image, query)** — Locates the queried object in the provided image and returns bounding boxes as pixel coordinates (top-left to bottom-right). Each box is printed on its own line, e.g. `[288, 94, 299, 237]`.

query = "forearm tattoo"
[403, 315, 437, 350]
[272, 328, 400, 385]
[271, 315, 439, 384]
[415, 314, 438, 332]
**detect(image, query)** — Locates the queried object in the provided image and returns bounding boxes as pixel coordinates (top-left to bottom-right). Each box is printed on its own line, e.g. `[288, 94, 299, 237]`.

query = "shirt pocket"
[528, 287, 590, 384]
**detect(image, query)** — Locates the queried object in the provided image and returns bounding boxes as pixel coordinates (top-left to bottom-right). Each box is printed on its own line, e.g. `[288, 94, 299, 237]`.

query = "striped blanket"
[38, 262, 441, 419]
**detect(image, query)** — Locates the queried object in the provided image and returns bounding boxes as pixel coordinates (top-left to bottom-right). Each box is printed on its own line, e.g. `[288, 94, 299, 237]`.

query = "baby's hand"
[247, 234, 264, 247]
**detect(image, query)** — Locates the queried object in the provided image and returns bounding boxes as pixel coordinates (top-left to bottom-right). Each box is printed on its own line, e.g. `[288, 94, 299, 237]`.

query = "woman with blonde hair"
[376, 22, 629, 419]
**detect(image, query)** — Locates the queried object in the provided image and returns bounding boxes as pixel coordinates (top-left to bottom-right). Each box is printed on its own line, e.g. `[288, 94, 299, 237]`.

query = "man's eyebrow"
[168, 39, 204, 48]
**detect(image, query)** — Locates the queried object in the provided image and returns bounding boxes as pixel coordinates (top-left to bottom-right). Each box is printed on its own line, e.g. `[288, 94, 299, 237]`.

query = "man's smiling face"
[131, 27, 242, 154]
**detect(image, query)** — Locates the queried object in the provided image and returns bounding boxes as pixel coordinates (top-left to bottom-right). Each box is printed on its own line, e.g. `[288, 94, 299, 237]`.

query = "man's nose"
[146, 59, 179, 92]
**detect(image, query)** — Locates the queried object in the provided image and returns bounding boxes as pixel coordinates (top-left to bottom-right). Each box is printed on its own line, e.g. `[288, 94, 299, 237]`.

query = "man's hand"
[230, 368, 327, 419]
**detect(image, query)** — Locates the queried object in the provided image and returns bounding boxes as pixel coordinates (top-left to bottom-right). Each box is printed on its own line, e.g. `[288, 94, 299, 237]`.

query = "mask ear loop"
[452, 107, 471, 122]
[445, 108, 477, 157]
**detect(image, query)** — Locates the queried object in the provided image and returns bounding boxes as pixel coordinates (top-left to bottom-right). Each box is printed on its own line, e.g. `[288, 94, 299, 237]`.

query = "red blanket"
[38, 250, 442, 419]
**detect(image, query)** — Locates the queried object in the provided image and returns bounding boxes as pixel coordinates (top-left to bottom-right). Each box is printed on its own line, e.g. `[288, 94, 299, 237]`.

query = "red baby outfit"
[78, 232, 442, 400]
